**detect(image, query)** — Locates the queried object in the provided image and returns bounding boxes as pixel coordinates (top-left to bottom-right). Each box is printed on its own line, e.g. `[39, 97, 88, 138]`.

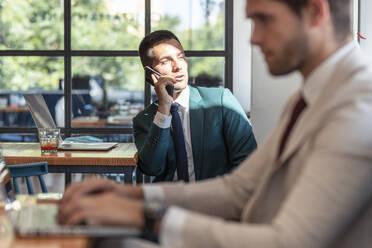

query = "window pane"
[70, 57, 144, 128]
[360, 0, 372, 56]
[0, 57, 63, 90]
[0, 57, 63, 127]
[0, 0, 63, 50]
[188, 57, 224, 87]
[151, 0, 225, 50]
[72, 0, 144, 50]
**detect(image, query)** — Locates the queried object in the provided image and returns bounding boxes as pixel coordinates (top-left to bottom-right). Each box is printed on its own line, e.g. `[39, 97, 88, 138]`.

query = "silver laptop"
[24, 94, 118, 151]
[0, 161, 140, 237]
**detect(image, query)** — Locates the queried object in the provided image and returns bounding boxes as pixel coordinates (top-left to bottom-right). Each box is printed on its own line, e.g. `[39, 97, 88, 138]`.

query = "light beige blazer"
[160, 46, 372, 248]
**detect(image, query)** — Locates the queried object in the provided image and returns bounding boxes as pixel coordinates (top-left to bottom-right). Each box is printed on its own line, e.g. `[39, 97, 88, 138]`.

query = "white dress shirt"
[142, 40, 359, 248]
[152, 85, 196, 182]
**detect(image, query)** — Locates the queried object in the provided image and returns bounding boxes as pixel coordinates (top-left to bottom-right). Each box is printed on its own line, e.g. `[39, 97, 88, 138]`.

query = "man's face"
[246, 0, 310, 76]
[151, 39, 189, 91]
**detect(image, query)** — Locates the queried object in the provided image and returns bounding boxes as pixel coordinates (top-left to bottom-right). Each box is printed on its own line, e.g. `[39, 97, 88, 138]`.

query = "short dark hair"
[138, 30, 182, 67]
[277, 0, 352, 41]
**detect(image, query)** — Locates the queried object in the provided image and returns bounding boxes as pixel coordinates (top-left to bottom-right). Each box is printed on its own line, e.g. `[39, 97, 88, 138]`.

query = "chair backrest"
[7, 162, 48, 195]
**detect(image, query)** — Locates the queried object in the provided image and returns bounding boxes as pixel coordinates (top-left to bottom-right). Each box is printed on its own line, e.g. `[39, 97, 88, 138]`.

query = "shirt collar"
[302, 41, 358, 106]
[174, 85, 190, 110]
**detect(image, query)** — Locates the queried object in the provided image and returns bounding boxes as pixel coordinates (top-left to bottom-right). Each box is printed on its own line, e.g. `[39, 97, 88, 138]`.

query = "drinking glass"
[38, 128, 60, 154]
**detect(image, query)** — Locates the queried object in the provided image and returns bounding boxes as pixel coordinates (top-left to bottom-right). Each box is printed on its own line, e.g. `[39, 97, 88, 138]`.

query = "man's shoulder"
[341, 47, 372, 79]
[191, 85, 228, 95]
[190, 85, 230, 102]
[333, 49, 372, 95]
[321, 48, 372, 114]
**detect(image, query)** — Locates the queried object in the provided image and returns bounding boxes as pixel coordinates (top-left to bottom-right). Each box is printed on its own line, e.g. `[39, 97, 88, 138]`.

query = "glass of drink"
[38, 128, 60, 154]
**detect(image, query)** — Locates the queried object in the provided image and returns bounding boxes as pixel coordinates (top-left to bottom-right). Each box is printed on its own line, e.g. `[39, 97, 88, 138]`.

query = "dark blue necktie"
[170, 103, 189, 182]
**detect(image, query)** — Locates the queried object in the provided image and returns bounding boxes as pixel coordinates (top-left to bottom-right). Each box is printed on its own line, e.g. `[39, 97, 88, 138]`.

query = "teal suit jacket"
[133, 86, 257, 182]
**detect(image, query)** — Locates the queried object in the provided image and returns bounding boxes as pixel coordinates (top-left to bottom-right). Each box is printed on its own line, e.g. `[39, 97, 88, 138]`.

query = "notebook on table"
[0, 161, 140, 238]
[24, 94, 118, 151]
[58, 141, 118, 151]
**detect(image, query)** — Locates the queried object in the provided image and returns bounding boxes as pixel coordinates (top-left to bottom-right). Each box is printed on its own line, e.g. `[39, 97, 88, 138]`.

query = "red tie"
[277, 95, 307, 160]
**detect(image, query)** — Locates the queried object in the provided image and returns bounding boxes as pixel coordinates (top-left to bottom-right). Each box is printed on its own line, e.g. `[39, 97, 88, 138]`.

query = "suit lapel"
[243, 94, 319, 220]
[278, 101, 319, 165]
[189, 87, 204, 179]
[277, 55, 350, 167]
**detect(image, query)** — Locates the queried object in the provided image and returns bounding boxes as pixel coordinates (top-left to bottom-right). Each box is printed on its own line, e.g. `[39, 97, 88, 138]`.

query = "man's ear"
[307, 0, 330, 27]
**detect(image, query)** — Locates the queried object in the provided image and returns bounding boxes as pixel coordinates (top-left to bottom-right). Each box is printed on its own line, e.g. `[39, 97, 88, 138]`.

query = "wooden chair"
[7, 162, 48, 194]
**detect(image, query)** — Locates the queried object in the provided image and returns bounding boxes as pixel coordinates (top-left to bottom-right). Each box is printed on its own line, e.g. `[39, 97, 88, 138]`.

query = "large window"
[0, 0, 232, 141]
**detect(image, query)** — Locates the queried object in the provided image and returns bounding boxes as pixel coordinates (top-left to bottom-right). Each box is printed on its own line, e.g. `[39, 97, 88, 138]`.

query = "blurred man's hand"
[59, 178, 144, 209]
[58, 192, 144, 228]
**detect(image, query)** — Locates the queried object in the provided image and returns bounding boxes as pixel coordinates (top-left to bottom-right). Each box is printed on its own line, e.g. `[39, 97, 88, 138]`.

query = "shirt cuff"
[153, 111, 172, 129]
[142, 185, 166, 203]
[159, 206, 188, 247]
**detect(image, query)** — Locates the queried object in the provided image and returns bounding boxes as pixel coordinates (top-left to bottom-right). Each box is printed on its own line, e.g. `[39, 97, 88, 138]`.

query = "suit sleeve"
[221, 89, 257, 169]
[133, 114, 172, 176]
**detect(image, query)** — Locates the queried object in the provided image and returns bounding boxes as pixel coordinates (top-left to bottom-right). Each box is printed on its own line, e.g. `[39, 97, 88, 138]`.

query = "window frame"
[0, 0, 233, 137]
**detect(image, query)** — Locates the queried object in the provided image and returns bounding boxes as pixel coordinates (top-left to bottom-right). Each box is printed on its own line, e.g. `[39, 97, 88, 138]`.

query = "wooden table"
[71, 116, 133, 127]
[10, 236, 91, 248]
[0, 106, 29, 127]
[107, 115, 133, 126]
[0, 106, 29, 113]
[71, 116, 106, 127]
[1, 142, 138, 186]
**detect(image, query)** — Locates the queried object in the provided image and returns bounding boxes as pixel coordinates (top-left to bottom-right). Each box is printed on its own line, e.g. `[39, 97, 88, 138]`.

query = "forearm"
[135, 123, 171, 176]
[161, 209, 280, 248]
[229, 129, 257, 168]
[160, 177, 244, 220]
[116, 184, 145, 200]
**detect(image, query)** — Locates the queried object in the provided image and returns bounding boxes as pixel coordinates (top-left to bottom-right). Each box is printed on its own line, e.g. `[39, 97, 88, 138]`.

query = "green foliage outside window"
[0, 0, 225, 91]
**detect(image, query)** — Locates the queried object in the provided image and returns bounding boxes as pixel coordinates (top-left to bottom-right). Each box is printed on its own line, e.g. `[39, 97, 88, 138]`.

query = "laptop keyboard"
[10, 205, 60, 233]
[9, 204, 140, 237]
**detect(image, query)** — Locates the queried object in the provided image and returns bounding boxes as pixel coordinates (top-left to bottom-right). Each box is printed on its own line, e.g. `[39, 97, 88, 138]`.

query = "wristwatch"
[141, 200, 168, 242]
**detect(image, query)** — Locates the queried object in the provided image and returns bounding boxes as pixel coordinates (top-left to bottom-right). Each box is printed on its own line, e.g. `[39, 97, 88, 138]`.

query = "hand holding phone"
[145, 66, 174, 97]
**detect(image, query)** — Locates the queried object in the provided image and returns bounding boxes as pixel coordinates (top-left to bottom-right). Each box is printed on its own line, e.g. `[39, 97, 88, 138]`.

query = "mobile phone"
[145, 66, 174, 97]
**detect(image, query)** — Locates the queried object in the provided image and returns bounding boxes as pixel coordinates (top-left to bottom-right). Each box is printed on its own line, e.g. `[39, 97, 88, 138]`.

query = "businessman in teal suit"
[133, 30, 257, 182]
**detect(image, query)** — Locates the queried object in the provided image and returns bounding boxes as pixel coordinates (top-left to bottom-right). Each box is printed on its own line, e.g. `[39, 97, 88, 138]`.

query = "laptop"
[0, 161, 140, 237]
[24, 94, 118, 151]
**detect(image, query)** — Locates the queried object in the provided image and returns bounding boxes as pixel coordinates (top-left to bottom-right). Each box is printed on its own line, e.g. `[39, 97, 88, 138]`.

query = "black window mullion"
[0, 51, 64, 56]
[64, 0, 72, 138]
[0, 127, 37, 133]
[225, 0, 233, 92]
[69, 127, 133, 134]
[144, 0, 151, 107]
[184, 51, 226, 57]
[70, 51, 138, 56]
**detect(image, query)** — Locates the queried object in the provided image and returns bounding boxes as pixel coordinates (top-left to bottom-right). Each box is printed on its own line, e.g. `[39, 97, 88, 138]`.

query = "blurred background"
[0, 0, 227, 142]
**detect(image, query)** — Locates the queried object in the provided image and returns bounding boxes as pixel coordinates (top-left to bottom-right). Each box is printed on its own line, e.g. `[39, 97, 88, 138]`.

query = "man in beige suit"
[58, 0, 372, 247]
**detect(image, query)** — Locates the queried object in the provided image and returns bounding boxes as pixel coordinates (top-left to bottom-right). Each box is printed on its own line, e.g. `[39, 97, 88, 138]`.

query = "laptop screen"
[24, 94, 56, 129]
[23, 94, 119, 151]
